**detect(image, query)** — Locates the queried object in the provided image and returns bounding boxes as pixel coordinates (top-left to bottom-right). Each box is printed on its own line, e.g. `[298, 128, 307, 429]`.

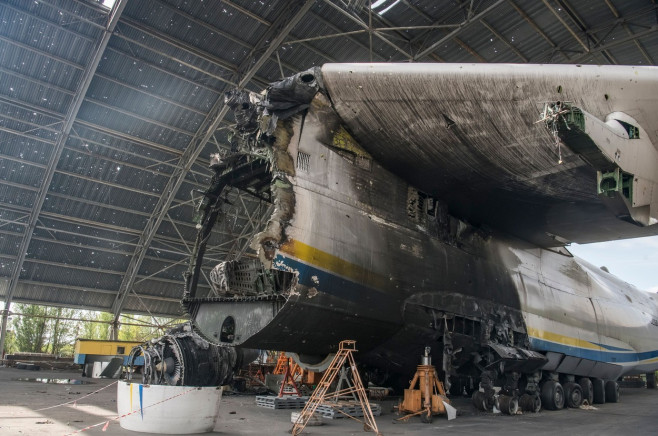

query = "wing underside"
[321, 63, 658, 246]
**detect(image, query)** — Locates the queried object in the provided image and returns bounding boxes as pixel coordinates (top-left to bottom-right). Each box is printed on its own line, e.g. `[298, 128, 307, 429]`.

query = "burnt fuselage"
[182, 66, 658, 389]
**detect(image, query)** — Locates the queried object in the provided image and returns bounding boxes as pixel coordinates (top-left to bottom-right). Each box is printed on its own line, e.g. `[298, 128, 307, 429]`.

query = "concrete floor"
[0, 366, 656, 435]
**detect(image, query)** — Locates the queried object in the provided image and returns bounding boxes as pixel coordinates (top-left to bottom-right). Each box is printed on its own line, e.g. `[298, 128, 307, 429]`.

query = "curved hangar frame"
[173, 64, 657, 412]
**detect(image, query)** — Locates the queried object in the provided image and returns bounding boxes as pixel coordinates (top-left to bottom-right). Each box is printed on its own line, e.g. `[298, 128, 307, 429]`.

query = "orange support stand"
[397, 347, 450, 423]
[291, 340, 381, 436]
[278, 358, 302, 397]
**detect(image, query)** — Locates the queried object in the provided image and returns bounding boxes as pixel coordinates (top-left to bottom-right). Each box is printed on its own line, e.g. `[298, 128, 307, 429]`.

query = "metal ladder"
[291, 340, 381, 436]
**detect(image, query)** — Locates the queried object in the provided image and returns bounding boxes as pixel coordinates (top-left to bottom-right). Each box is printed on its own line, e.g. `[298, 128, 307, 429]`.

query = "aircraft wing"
[321, 63, 658, 247]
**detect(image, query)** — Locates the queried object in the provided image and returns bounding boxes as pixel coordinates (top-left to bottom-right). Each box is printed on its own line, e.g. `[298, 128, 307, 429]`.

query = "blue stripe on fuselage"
[529, 337, 658, 364]
[273, 253, 383, 301]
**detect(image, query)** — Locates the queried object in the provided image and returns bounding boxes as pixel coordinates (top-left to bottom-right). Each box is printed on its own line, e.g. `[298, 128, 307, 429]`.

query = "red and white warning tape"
[35, 381, 119, 411]
[63, 385, 199, 435]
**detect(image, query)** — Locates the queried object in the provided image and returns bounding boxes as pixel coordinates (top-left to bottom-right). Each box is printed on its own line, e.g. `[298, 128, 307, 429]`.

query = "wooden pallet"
[256, 395, 309, 409]
[315, 402, 382, 419]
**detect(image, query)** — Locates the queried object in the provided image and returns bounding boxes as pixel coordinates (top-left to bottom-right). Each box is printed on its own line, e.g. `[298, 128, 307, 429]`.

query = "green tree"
[117, 314, 179, 342]
[46, 306, 77, 356]
[3, 328, 17, 355]
[13, 304, 49, 353]
[79, 311, 114, 340]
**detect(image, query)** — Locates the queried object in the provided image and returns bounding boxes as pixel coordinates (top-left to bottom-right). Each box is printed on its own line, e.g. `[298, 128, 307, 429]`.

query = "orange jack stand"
[278, 358, 302, 397]
[397, 347, 450, 423]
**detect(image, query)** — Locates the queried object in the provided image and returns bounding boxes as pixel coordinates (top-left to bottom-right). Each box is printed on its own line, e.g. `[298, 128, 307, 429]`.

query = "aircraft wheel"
[592, 378, 606, 404]
[472, 391, 487, 411]
[540, 380, 564, 410]
[605, 380, 619, 403]
[497, 395, 519, 415]
[518, 394, 533, 412]
[579, 378, 594, 405]
[563, 382, 583, 408]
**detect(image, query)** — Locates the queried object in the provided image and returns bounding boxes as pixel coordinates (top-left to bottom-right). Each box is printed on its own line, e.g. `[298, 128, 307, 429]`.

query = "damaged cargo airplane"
[135, 64, 658, 413]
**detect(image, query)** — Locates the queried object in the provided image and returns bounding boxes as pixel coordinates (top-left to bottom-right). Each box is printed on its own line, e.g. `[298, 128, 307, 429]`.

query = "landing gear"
[519, 393, 541, 413]
[563, 382, 583, 408]
[471, 390, 494, 411]
[497, 395, 519, 415]
[540, 380, 564, 410]
[592, 378, 606, 404]
[605, 380, 620, 403]
[579, 377, 594, 405]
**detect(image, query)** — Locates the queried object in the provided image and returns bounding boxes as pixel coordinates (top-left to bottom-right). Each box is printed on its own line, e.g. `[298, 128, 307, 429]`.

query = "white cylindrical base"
[117, 381, 222, 434]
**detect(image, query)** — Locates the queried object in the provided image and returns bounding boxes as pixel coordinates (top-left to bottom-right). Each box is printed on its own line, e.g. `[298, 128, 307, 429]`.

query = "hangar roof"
[1, 0, 657, 317]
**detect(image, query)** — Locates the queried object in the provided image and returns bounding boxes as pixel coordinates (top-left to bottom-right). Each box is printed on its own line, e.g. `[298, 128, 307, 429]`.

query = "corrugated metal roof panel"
[178, 0, 269, 47]
[20, 261, 123, 289]
[36, 215, 141, 244]
[111, 21, 236, 88]
[85, 80, 207, 133]
[99, 46, 221, 112]
[0, 233, 22, 257]
[121, 295, 182, 316]
[0, 62, 75, 113]
[48, 166, 159, 204]
[75, 100, 194, 151]
[125, 0, 253, 66]
[69, 123, 182, 166]
[28, 238, 131, 270]
[0, 260, 16, 280]
[0, 5, 96, 66]
[5, 0, 108, 38]
[13, 281, 116, 311]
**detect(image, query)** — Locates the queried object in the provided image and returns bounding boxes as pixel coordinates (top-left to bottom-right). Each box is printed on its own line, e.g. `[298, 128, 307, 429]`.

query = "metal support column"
[0, 309, 9, 359]
[110, 320, 120, 341]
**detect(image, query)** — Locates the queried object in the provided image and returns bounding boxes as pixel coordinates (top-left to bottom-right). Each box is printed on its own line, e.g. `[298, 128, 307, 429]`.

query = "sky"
[568, 235, 658, 292]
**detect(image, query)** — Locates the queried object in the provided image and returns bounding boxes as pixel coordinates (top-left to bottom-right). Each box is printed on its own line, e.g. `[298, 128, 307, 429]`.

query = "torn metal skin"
[141, 66, 658, 413]
[181, 72, 538, 391]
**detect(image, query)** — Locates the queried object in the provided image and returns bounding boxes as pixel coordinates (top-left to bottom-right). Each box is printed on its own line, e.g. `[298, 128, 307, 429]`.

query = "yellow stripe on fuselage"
[279, 239, 390, 290]
[527, 326, 606, 351]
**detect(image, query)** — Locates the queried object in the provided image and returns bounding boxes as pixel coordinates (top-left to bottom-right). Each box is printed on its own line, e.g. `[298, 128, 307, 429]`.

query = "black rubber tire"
[605, 380, 620, 403]
[518, 393, 541, 412]
[540, 380, 565, 410]
[592, 378, 606, 404]
[472, 391, 487, 411]
[579, 378, 594, 405]
[497, 395, 519, 415]
[518, 394, 532, 412]
[563, 382, 583, 408]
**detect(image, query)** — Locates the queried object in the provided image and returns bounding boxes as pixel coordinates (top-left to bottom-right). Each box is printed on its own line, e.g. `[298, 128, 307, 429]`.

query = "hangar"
[2, 0, 656, 346]
[1, 2, 658, 427]
[0, 0, 658, 432]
